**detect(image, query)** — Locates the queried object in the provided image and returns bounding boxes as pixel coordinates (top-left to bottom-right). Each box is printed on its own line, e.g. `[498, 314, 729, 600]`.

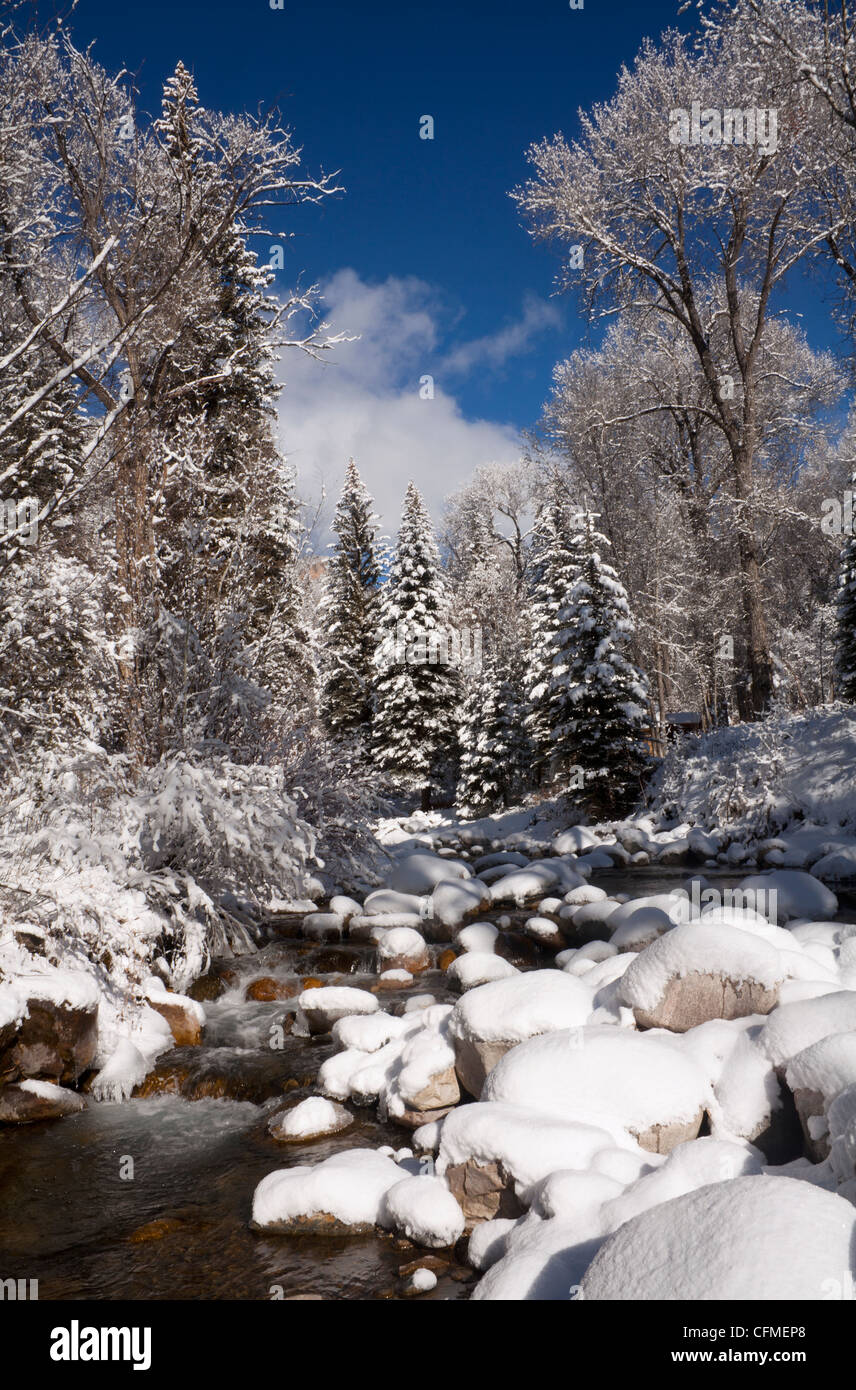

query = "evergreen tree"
[320, 459, 381, 745]
[524, 494, 585, 782]
[372, 482, 460, 808]
[835, 469, 856, 702]
[457, 651, 524, 815]
[556, 513, 649, 814]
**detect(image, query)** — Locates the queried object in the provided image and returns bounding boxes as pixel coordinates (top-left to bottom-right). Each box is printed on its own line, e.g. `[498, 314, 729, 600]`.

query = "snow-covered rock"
[446, 953, 519, 992]
[251, 1149, 405, 1234]
[759, 991, 856, 1069]
[379, 1175, 465, 1247]
[739, 870, 838, 923]
[619, 923, 784, 1032]
[296, 986, 380, 1036]
[448, 970, 593, 1097]
[375, 927, 430, 974]
[268, 1097, 354, 1143]
[431, 878, 490, 928]
[580, 1176, 856, 1300]
[387, 852, 471, 895]
[483, 1026, 711, 1153]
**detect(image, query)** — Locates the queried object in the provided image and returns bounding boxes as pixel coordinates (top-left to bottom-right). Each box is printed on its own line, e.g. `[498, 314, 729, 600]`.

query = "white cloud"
[275, 269, 535, 536]
[441, 292, 563, 376]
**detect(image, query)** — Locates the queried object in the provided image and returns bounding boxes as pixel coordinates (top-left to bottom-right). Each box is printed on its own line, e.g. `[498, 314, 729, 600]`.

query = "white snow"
[251, 1148, 405, 1230]
[482, 1027, 712, 1142]
[449, 970, 592, 1047]
[619, 923, 785, 1013]
[580, 1175, 856, 1300]
[379, 1175, 465, 1247]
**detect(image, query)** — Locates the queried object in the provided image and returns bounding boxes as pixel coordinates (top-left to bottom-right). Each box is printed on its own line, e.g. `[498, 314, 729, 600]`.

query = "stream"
[2, 869, 851, 1300]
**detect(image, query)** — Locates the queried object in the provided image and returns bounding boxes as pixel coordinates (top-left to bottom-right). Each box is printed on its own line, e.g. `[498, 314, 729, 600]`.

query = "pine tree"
[835, 470, 856, 702]
[320, 460, 381, 745]
[372, 482, 460, 808]
[524, 494, 585, 783]
[457, 651, 524, 815]
[555, 513, 650, 814]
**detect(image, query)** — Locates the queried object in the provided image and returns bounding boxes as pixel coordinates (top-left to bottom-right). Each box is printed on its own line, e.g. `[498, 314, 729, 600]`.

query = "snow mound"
[483, 1027, 712, 1150]
[251, 1149, 405, 1231]
[446, 953, 519, 990]
[759, 991, 856, 1068]
[269, 1097, 354, 1141]
[388, 852, 471, 894]
[379, 1175, 465, 1247]
[619, 923, 784, 1029]
[449, 970, 592, 1046]
[581, 1176, 856, 1300]
[739, 870, 838, 923]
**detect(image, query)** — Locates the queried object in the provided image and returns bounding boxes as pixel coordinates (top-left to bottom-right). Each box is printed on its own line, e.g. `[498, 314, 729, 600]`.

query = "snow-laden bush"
[0, 746, 326, 994]
[645, 706, 856, 837]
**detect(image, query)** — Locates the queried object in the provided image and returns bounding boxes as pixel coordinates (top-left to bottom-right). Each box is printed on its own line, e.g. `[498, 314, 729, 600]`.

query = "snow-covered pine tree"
[555, 512, 650, 814]
[320, 459, 381, 745]
[524, 493, 585, 783]
[835, 470, 856, 702]
[457, 650, 524, 815]
[372, 482, 460, 808]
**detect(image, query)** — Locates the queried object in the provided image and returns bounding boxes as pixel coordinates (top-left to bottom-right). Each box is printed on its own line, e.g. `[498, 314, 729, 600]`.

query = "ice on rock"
[483, 1027, 712, 1153]
[580, 1176, 856, 1300]
[379, 1174, 465, 1247]
[89, 1037, 150, 1103]
[251, 1148, 406, 1232]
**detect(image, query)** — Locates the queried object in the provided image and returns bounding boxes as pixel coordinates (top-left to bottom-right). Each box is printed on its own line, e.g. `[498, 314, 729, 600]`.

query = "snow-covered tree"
[457, 651, 527, 815]
[513, 19, 838, 716]
[372, 482, 460, 807]
[320, 460, 381, 746]
[836, 470, 856, 702]
[525, 493, 585, 783]
[555, 513, 650, 814]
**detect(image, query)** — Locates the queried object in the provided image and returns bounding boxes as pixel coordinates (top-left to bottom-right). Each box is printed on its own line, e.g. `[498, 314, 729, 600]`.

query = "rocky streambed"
[3, 830, 856, 1301]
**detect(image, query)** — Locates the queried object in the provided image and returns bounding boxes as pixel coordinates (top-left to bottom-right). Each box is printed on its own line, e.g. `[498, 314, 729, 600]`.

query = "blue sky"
[68, 0, 849, 525]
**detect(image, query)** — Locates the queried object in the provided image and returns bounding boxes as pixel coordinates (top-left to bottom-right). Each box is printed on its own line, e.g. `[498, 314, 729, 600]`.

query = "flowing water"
[1, 868, 852, 1300]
